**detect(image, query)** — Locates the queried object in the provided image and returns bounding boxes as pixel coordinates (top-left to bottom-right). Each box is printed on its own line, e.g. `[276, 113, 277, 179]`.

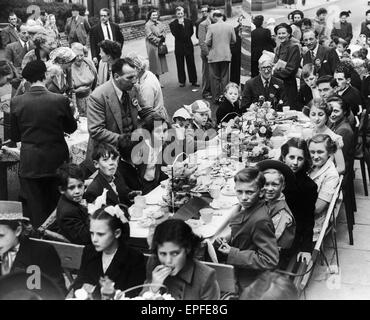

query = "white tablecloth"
[65, 117, 89, 165]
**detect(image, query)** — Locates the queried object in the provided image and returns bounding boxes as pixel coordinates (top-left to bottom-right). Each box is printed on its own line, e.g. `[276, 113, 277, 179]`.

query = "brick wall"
[119, 15, 173, 42]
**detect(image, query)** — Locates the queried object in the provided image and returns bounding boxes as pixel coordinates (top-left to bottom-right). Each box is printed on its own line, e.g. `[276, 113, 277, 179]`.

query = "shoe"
[179, 83, 185, 87]
[191, 83, 200, 87]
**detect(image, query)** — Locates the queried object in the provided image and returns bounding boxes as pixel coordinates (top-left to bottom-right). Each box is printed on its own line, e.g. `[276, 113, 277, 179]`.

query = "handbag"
[158, 42, 168, 56]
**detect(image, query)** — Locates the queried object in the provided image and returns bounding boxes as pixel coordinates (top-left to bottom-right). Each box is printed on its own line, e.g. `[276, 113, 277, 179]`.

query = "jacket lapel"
[96, 173, 120, 205]
[105, 243, 129, 281]
[105, 81, 123, 133]
[11, 240, 30, 273]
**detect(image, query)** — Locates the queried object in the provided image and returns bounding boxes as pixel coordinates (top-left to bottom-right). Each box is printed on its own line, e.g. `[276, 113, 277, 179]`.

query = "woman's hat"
[172, 107, 192, 121]
[256, 160, 296, 186]
[340, 11, 351, 17]
[274, 23, 292, 36]
[0, 201, 29, 222]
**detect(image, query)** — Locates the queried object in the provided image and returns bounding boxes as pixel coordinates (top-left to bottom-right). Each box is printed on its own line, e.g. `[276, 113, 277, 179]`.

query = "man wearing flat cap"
[241, 55, 287, 112]
[10, 60, 77, 228]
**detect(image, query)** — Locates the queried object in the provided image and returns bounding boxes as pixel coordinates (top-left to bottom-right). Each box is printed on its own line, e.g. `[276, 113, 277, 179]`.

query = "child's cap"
[189, 100, 211, 114]
[172, 107, 192, 121]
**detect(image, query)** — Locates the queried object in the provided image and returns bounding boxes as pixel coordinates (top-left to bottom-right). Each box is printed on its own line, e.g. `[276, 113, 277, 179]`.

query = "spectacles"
[100, 14, 108, 17]
[201, 10, 208, 13]
[261, 66, 273, 70]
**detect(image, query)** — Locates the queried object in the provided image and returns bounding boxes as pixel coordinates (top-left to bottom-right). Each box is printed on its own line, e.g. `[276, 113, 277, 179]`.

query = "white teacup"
[199, 208, 213, 224]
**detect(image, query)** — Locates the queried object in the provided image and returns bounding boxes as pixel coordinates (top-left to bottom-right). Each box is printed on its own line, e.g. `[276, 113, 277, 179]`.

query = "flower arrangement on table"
[162, 161, 198, 211]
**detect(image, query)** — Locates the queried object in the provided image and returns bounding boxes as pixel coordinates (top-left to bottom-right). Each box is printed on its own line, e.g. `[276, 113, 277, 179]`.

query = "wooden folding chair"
[30, 238, 85, 292]
[298, 176, 344, 295]
[143, 253, 237, 299]
[279, 176, 344, 297]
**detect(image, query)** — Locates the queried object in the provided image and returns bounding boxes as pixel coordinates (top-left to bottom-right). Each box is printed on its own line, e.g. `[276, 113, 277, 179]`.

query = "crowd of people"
[0, 3, 366, 300]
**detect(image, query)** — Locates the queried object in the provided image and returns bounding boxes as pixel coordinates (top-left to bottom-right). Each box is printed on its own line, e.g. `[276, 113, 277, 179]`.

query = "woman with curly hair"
[21, 31, 57, 70]
[143, 219, 220, 300]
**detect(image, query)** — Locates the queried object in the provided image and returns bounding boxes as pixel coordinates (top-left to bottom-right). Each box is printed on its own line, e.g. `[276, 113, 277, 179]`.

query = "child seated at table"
[172, 107, 192, 129]
[256, 160, 296, 251]
[73, 205, 146, 299]
[298, 64, 320, 116]
[308, 134, 340, 241]
[213, 167, 279, 292]
[216, 82, 241, 125]
[308, 99, 345, 174]
[143, 219, 220, 300]
[131, 114, 169, 195]
[55, 163, 91, 245]
[186, 100, 217, 152]
[188, 100, 215, 131]
[85, 143, 136, 207]
[0, 206, 66, 294]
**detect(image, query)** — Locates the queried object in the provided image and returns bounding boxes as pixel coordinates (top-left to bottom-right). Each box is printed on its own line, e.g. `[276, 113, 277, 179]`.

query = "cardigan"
[73, 242, 146, 299]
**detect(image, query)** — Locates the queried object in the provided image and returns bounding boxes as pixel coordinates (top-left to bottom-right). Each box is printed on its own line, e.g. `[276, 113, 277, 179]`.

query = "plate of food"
[210, 199, 236, 210]
[221, 184, 236, 196]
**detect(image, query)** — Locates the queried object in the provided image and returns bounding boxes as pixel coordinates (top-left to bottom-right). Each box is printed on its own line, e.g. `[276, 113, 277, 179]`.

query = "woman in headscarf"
[48, 46, 76, 95]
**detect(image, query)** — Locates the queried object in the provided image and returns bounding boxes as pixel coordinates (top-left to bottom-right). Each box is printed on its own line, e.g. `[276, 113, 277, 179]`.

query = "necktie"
[105, 23, 112, 40]
[1, 248, 18, 275]
[311, 50, 315, 62]
[264, 80, 269, 98]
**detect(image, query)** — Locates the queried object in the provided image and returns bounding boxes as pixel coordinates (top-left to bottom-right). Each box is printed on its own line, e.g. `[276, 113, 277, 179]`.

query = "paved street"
[257, 0, 370, 299]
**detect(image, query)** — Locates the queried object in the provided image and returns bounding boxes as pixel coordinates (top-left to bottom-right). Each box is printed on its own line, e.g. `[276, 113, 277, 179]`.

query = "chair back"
[143, 253, 237, 295]
[30, 238, 84, 270]
[203, 261, 236, 294]
[312, 175, 343, 256]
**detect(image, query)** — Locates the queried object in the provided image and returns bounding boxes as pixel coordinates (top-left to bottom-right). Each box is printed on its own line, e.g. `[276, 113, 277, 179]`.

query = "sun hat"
[0, 201, 29, 222]
[172, 107, 192, 121]
[256, 160, 296, 187]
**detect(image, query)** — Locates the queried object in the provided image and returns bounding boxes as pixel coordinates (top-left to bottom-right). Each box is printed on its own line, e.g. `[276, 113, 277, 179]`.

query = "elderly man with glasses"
[241, 54, 287, 112]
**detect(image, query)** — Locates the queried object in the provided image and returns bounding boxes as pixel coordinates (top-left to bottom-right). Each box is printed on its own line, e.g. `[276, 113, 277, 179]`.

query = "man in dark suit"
[334, 63, 363, 127]
[10, 60, 77, 228]
[89, 8, 124, 66]
[302, 29, 340, 78]
[241, 55, 287, 111]
[251, 15, 275, 78]
[5, 24, 34, 72]
[169, 6, 198, 87]
[1, 12, 19, 48]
